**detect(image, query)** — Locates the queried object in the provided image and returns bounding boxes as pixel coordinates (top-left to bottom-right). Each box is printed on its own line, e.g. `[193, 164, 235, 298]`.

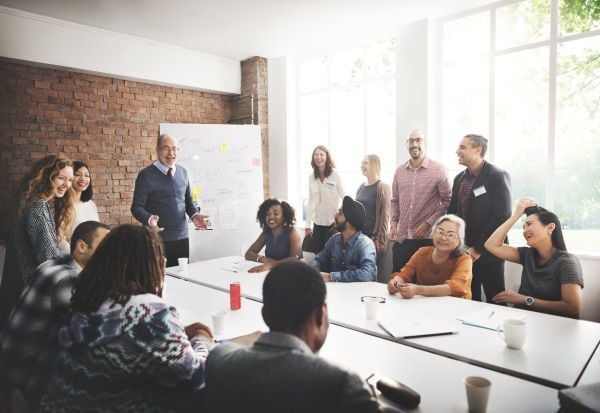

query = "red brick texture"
[0, 61, 233, 226]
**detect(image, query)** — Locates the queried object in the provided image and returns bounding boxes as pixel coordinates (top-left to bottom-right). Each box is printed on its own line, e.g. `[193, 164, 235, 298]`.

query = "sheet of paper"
[222, 260, 257, 273]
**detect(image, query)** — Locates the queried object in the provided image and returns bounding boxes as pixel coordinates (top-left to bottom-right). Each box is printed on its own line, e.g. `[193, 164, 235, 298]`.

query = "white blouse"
[73, 200, 100, 229]
[306, 170, 345, 227]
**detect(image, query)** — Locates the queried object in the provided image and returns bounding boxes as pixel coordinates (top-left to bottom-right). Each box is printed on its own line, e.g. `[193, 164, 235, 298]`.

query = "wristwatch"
[525, 296, 535, 306]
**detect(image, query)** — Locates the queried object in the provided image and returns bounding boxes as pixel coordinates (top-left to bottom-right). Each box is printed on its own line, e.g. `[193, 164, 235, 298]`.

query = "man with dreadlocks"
[37, 224, 213, 413]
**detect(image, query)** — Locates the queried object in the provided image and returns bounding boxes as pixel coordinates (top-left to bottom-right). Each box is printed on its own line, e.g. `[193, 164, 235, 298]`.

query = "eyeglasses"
[406, 138, 424, 145]
[434, 228, 458, 240]
[159, 146, 179, 152]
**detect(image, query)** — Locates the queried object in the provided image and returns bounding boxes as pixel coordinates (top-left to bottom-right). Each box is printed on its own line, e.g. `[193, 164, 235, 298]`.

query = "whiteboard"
[160, 123, 263, 262]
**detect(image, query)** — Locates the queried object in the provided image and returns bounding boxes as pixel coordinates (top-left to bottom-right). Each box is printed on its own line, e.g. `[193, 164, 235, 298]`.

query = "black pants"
[312, 224, 333, 255]
[163, 238, 190, 268]
[471, 258, 505, 302]
[392, 238, 433, 273]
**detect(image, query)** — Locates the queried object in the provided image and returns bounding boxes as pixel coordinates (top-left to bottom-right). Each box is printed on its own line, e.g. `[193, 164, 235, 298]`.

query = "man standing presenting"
[390, 129, 451, 272]
[131, 134, 207, 267]
[448, 134, 511, 302]
[312, 196, 377, 282]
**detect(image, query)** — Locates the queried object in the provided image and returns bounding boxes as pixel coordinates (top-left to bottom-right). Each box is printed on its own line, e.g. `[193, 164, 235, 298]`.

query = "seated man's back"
[205, 332, 380, 413]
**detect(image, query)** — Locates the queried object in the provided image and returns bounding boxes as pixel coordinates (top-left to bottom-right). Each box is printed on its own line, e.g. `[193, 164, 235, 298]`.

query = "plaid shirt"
[0, 254, 80, 403]
[390, 157, 452, 242]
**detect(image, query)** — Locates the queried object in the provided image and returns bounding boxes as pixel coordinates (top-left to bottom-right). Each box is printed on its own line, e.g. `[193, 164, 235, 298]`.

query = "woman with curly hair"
[38, 225, 213, 412]
[245, 199, 302, 273]
[0, 155, 74, 329]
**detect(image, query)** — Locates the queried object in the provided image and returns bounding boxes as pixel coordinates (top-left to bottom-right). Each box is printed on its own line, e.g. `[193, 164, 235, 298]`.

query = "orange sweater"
[391, 246, 473, 299]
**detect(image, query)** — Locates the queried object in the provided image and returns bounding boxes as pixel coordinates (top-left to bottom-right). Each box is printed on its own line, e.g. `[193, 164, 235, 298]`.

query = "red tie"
[167, 168, 173, 177]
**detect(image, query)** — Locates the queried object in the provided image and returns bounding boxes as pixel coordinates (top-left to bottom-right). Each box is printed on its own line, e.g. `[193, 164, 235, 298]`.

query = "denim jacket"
[312, 231, 376, 282]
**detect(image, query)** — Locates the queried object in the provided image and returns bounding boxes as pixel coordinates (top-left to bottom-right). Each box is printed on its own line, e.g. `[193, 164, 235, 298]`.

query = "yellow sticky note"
[219, 141, 229, 152]
[192, 185, 202, 201]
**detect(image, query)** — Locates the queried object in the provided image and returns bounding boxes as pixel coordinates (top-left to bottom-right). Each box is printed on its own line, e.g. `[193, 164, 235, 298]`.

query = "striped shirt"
[390, 157, 451, 242]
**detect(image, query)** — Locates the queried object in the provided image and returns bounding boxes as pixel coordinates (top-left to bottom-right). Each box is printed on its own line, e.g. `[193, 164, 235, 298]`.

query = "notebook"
[457, 307, 527, 331]
[378, 316, 461, 339]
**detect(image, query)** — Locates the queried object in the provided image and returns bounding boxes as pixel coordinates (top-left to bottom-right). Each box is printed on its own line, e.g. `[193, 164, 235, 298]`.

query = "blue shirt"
[311, 231, 376, 282]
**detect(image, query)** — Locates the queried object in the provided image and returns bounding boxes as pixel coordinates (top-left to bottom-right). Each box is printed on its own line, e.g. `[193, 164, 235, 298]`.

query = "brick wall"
[0, 61, 233, 225]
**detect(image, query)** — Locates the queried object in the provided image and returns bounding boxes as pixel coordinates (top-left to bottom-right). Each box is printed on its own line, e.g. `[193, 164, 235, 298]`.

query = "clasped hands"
[149, 213, 210, 231]
[387, 276, 419, 299]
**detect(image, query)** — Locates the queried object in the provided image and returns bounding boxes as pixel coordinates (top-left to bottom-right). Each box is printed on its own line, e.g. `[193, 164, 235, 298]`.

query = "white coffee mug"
[497, 319, 526, 349]
[464, 376, 491, 413]
[211, 310, 229, 336]
[178, 257, 189, 273]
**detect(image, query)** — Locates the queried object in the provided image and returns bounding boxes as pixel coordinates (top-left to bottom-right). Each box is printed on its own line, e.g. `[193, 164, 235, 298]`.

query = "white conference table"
[577, 341, 600, 386]
[164, 275, 560, 412]
[168, 256, 600, 389]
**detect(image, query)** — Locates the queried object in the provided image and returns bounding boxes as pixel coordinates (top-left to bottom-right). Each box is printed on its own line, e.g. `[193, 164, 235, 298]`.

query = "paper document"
[378, 316, 461, 339]
[457, 307, 527, 330]
[222, 260, 257, 273]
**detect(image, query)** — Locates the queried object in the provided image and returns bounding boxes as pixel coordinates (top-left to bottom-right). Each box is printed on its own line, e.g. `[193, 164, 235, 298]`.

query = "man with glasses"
[390, 129, 452, 273]
[131, 134, 207, 267]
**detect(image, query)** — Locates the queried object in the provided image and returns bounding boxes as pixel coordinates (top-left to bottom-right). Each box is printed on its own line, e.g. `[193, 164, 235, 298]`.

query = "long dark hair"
[72, 160, 94, 202]
[71, 225, 165, 313]
[257, 199, 296, 230]
[311, 145, 335, 179]
[524, 206, 567, 251]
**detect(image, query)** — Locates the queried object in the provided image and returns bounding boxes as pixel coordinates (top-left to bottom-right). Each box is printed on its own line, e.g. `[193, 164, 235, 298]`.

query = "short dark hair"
[262, 261, 326, 334]
[464, 134, 488, 158]
[72, 160, 94, 202]
[71, 225, 165, 313]
[524, 206, 567, 251]
[256, 199, 296, 230]
[70, 221, 110, 253]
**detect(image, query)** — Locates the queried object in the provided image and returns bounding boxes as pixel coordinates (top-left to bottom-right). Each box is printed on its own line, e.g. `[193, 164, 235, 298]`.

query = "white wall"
[0, 6, 240, 94]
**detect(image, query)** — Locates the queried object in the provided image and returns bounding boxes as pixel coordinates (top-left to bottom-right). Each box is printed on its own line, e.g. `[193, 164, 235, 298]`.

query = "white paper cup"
[497, 319, 526, 349]
[464, 376, 491, 413]
[362, 296, 384, 320]
[211, 310, 229, 336]
[178, 257, 189, 273]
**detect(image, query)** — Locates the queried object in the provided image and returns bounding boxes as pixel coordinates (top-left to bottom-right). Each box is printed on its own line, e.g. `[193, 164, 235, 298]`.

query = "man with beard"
[311, 196, 376, 282]
[389, 129, 452, 272]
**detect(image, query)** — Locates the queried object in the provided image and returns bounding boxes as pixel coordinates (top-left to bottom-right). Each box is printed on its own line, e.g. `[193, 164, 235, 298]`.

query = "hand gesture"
[411, 222, 431, 238]
[149, 215, 164, 232]
[492, 290, 526, 305]
[387, 276, 401, 294]
[185, 322, 213, 340]
[192, 214, 209, 230]
[513, 197, 537, 218]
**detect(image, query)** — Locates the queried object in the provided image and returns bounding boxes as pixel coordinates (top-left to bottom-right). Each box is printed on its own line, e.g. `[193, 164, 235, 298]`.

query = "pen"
[488, 311, 495, 319]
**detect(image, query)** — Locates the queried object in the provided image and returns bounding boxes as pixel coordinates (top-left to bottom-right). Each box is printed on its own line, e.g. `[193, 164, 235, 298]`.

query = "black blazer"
[448, 161, 511, 263]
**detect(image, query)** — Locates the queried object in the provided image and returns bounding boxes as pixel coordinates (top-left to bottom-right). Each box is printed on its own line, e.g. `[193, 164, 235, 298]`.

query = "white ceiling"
[0, 0, 497, 60]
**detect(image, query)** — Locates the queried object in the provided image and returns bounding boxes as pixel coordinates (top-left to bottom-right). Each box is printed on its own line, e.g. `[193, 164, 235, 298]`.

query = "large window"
[297, 39, 396, 219]
[439, 0, 600, 253]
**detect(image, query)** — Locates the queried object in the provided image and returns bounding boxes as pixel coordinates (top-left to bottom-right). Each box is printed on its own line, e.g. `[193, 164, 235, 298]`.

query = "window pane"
[331, 85, 364, 172]
[299, 92, 328, 169]
[366, 38, 396, 78]
[299, 57, 328, 93]
[495, 46, 549, 173]
[331, 47, 363, 86]
[559, 0, 600, 37]
[443, 11, 489, 62]
[441, 58, 489, 168]
[496, 0, 550, 50]
[366, 78, 396, 177]
[555, 168, 600, 231]
[555, 37, 600, 169]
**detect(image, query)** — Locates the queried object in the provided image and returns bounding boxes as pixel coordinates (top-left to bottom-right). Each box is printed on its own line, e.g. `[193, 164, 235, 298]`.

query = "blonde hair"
[365, 154, 381, 180]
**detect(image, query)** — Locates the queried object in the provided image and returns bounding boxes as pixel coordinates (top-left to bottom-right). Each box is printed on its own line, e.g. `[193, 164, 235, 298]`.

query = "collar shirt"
[390, 157, 451, 242]
[456, 160, 485, 219]
[311, 231, 376, 282]
[153, 160, 176, 176]
[306, 170, 345, 227]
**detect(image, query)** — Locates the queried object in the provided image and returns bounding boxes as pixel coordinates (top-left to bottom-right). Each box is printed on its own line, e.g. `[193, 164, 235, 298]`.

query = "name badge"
[473, 186, 487, 197]
[326, 181, 337, 189]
